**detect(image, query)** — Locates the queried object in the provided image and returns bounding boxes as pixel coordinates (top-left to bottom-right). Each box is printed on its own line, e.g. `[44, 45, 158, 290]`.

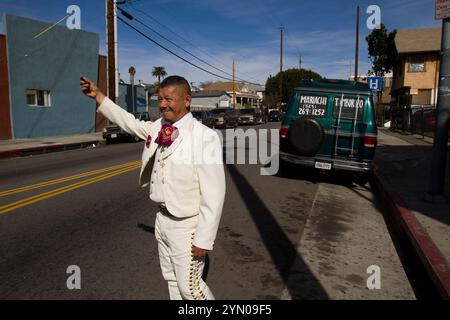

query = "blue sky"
[0, 0, 441, 86]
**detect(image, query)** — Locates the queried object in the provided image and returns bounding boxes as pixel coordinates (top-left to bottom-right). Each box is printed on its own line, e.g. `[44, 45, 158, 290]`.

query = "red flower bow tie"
[155, 124, 179, 147]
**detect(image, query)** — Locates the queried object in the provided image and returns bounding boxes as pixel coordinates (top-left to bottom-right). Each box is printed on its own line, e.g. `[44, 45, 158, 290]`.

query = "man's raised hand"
[80, 76, 105, 105]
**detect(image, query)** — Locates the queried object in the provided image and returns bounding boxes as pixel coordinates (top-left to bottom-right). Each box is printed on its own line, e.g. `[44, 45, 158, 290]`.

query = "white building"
[202, 82, 264, 108]
[191, 90, 232, 110]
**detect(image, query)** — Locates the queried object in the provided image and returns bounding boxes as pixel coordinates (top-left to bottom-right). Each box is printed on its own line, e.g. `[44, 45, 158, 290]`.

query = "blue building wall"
[4, 14, 99, 138]
[117, 83, 147, 113]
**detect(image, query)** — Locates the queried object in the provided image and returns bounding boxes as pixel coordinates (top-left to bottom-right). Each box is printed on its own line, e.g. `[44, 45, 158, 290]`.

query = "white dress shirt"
[149, 113, 191, 206]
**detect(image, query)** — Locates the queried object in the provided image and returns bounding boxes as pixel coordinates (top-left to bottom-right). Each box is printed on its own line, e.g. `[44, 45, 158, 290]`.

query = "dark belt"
[159, 205, 175, 218]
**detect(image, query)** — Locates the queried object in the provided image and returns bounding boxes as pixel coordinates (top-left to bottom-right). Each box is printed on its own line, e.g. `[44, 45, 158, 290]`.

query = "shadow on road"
[276, 160, 357, 187]
[225, 164, 329, 299]
[137, 223, 155, 234]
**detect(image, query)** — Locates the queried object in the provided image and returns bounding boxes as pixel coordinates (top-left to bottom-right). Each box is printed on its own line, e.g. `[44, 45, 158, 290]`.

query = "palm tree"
[128, 66, 136, 112]
[152, 66, 167, 86]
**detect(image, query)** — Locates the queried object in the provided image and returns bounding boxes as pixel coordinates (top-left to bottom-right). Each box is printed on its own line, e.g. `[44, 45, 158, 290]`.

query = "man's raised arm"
[80, 76, 152, 140]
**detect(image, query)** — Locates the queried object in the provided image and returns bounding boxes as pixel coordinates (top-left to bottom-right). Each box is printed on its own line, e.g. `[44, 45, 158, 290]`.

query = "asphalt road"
[0, 122, 416, 299]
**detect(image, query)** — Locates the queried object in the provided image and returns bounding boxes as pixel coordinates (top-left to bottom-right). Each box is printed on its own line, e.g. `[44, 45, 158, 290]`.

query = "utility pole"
[349, 59, 353, 79]
[106, 0, 121, 103]
[298, 53, 302, 70]
[427, 18, 450, 201]
[279, 24, 284, 110]
[232, 59, 236, 108]
[354, 6, 360, 82]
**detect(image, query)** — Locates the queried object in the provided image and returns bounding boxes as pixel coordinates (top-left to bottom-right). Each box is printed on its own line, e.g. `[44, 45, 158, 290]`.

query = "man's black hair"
[160, 75, 191, 96]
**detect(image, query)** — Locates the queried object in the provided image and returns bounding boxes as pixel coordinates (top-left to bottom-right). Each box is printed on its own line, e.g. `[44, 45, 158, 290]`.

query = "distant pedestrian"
[80, 75, 225, 300]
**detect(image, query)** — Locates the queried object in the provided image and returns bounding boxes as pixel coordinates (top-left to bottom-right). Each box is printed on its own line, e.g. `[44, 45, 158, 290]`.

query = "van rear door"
[327, 93, 366, 160]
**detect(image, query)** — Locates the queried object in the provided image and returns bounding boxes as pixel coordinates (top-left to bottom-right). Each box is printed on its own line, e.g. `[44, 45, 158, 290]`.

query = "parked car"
[238, 108, 262, 125]
[191, 110, 215, 128]
[103, 111, 150, 144]
[279, 79, 378, 184]
[210, 108, 239, 128]
[268, 109, 282, 122]
[260, 108, 269, 124]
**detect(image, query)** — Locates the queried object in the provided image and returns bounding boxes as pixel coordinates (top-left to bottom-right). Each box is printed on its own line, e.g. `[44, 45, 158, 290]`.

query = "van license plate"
[315, 161, 332, 170]
[111, 134, 117, 138]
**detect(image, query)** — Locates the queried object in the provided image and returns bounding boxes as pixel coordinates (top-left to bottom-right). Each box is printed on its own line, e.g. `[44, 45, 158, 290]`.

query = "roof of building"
[203, 82, 246, 92]
[395, 28, 441, 54]
[192, 90, 231, 98]
[246, 83, 265, 92]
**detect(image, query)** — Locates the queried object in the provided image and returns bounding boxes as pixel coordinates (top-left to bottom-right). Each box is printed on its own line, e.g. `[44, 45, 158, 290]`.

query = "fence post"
[422, 107, 425, 139]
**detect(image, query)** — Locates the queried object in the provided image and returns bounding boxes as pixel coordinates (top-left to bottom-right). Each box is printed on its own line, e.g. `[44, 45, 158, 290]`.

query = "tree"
[128, 66, 136, 84]
[199, 81, 213, 89]
[264, 68, 322, 106]
[152, 66, 167, 86]
[366, 24, 397, 76]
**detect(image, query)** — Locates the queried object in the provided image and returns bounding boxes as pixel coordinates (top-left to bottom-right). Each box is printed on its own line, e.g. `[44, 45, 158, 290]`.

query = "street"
[0, 122, 415, 299]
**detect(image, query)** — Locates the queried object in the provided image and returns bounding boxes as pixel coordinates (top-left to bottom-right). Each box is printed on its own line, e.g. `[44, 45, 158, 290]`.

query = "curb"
[0, 140, 102, 159]
[372, 169, 450, 300]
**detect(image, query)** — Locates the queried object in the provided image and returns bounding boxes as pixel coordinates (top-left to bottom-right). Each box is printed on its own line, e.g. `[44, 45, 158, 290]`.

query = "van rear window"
[297, 95, 328, 117]
[333, 96, 365, 120]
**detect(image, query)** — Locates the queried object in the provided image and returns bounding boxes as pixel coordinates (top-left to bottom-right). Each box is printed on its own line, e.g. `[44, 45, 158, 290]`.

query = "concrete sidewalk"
[373, 128, 450, 299]
[0, 132, 104, 159]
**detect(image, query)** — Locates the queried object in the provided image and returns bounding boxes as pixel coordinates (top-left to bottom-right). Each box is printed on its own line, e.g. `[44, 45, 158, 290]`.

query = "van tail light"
[280, 127, 289, 139]
[364, 136, 377, 148]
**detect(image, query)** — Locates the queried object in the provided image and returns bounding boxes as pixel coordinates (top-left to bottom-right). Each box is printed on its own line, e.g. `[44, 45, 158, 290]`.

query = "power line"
[117, 7, 249, 83]
[117, 15, 252, 83]
[284, 28, 304, 69]
[124, 2, 263, 83]
[117, 10, 261, 85]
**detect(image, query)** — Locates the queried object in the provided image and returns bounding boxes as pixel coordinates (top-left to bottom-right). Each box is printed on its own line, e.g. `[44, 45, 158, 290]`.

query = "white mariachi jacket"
[98, 97, 226, 250]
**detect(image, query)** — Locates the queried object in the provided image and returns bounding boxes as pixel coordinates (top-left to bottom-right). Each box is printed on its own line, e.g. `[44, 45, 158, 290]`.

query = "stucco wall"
[191, 94, 230, 107]
[4, 14, 99, 138]
[404, 54, 439, 90]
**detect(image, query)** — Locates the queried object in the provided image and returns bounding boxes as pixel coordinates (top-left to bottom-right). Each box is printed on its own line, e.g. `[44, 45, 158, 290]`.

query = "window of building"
[409, 55, 426, 72]
[26, 89, 51, 107]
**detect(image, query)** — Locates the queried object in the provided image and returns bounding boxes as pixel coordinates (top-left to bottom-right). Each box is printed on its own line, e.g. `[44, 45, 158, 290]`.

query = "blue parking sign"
[367, 77, 382, 92]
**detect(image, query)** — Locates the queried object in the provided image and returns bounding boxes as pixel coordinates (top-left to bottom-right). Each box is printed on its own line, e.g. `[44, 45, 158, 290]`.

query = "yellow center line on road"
[0, 164, 141, 215]
[0, 160, 141, 198]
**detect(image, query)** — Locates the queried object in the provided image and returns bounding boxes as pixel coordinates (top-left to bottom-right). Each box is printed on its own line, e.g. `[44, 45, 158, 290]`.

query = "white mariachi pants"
[154, 211, 215, 300]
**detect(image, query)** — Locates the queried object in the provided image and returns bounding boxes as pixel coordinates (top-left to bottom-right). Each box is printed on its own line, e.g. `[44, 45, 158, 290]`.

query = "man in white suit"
[80, 75, 225, 300]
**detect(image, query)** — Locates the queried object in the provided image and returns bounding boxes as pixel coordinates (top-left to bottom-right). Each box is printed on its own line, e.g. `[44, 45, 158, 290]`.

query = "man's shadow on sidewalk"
[376, 144, 450, 228]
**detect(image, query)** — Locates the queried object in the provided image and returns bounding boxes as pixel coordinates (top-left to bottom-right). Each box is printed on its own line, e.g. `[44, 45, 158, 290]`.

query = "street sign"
[436, 0, 450, 20]
[367, 76, 383, 92]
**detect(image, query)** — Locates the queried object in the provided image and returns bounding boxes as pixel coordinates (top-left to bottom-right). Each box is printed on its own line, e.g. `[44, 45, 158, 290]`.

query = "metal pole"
[422, 107, 425, 139]
[131, 77, 135, 112]
[233, 59, 236, 108]
[354, 6, 360, 81]
[427, 18, 450, 199]
[280, 25, 283, 110]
